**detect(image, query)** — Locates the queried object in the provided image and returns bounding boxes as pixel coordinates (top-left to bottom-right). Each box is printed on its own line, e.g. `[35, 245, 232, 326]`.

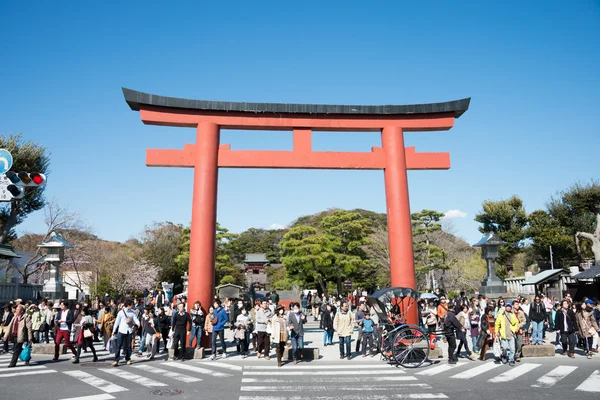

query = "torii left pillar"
[188, 122, 220, 340]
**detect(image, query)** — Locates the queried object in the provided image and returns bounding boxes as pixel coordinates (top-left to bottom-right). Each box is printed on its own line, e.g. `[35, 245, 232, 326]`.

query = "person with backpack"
[209, 299, 228, 360]
[189, 301, 205, 349]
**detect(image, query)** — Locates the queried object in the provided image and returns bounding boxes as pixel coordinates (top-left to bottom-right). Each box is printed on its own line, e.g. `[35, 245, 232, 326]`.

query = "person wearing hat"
[494, 302, 519, 366]
[576, 299, 600, 359]
[271, 305, 287, 367]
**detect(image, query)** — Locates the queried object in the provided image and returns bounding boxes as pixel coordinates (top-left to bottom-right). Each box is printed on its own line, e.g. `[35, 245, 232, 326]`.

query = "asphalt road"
[1, 344, 599, 400]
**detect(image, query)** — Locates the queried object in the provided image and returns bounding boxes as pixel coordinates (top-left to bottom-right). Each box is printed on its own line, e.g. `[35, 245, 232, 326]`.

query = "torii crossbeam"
[123, 88, 470, 330]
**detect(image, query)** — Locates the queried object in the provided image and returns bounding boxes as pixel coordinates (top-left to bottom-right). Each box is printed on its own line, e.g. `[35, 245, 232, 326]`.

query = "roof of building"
[244, 253, 269, 263]
[521, 269, 564, 286]
[248, 274, 269, 285]
[0, 245, 20, 258]
[123, 88, 471, 118]
[573, 264, 600, 280]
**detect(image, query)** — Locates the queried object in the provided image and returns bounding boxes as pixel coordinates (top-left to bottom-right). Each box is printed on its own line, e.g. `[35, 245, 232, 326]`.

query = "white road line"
[240, 384, 431, 392]
[199, 361, 242, 371]
[162, 362, 232, 377]
[488, 363, 542, 383]
[575, 370, 600, 393]
[63, 370, 128, 393]
[239, 396, 390, 400]
[132, 364, 202, 383]
[0, 369, 56, 378]
[243, 369, 402, 376]
[242, 376, 418, 383]
[450, 362, 501, 379]
[58, 395, 116, 400]
[0, 365, 47, 372]
[98, 368, 167, 387]
[244, 364, 391, 370]
[532, 365, 577, 388]
[393, 395, 448, 399]
[415, 363, 464, 376]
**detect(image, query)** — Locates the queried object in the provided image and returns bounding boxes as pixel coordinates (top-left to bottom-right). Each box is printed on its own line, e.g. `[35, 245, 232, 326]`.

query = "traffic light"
[5, 171, 46, 187]
[6, 184, 24, 199]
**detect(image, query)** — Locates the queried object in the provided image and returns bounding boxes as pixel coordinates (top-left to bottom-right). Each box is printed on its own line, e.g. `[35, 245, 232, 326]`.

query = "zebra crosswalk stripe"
[393, 395, 449, 399]
[131, 364, 202, 383]
[63, 370, 128, 393]
[200, 361, 243, 371]
[240, 384, 431, 392]
[244, 364, 393, 370]
[415, 363, 464, 376]
[98, 368, 167, 387]
[241, 376, 418, 383]
[0, 369, 56, 378]
[531, 365, 577, 388]
[450, 362, 501, 379]
[488, 363, 541, 383]
[162, 362, 232, 377]
[243, 369, 401, 376]
[58, 395, 116, 400]
[575, 369, 600, 393]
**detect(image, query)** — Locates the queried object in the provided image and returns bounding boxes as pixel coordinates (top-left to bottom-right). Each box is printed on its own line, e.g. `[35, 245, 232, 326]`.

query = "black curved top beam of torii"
[123, 88, 470, 118]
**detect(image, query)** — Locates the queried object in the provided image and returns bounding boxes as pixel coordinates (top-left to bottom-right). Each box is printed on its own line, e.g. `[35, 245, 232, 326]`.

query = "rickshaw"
[367, 287, 437, 368]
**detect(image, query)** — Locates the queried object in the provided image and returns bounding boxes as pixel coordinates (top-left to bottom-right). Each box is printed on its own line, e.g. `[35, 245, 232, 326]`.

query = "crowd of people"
[421, 290, 600, 366]
[1, 287, 599, 370]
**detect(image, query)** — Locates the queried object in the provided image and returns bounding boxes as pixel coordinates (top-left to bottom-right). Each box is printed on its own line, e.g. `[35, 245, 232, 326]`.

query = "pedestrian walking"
[73, 307, 98, 363]
[272, 305, 287, 367]
[554, 299, 578, 359]
[209, 299, 228, 360]
[333, 302, 354, 360]
[53, 301, 77, 361]
[111, 299, 140, 367]
[3, 305, 32, 368]
[255, 300, 272, 360]
[288, 302, 306, 364]
[576, 300, 600, 359]
[171, 302, 191, 361]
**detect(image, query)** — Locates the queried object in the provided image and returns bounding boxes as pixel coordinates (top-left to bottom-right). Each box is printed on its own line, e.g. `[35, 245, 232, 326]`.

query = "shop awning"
[521, 269, 564, 286]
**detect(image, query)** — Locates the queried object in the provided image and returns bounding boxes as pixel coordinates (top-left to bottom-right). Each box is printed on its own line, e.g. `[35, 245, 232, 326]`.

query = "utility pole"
[550, 245, 554, 270]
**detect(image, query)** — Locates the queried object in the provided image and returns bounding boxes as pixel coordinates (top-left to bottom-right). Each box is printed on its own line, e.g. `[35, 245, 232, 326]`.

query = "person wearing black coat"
[1, 306, 14, 353]
[444, 310, 465, 364]
[529, 296, 547, 345]
[157, 308, 170, 353]
[320, 304, 335, 346]
[554, 300, 578, 358]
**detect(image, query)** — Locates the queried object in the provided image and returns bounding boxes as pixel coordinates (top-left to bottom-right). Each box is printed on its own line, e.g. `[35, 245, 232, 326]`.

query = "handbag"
[19, 343, 32, 362]
[492, 339, 502, 358]
[83, 328, 93, 338]
[155, 331, 162, 340]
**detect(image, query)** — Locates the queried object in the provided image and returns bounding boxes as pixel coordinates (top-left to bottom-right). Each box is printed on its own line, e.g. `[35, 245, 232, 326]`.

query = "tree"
[10, 200, 85, 283]
[362, 226, 391, 288]
[140, 222, 184, 288]
[175, 222, 244, 288]
[526, 210, 576, 268]
[475, 195, 528, 274]
[321, 210, 373, 294]
[229, 228, 286, 263]
[280, 225, 335, 295]
[547, 181, 600, 264]
[411, 210, 447, 289]
[0, 133, 50, 243]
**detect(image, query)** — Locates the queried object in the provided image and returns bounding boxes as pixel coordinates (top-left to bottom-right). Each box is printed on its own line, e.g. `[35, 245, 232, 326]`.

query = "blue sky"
[1, 1, 599, 245]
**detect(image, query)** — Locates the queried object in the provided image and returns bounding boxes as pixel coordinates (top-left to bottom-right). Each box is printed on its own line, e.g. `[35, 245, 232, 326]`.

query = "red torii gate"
[123, 88, 470, 327]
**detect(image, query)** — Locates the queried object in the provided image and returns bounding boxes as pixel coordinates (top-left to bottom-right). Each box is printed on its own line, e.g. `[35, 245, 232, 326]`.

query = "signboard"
[0, 174, 14, 201]
[344, 278, 352, 289]
[0, 149, 13, 174]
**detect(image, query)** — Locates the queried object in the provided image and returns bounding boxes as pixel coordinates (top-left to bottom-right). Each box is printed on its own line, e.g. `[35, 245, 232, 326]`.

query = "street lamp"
[38, 231, 73, 300]
[473, 232, 506, 295]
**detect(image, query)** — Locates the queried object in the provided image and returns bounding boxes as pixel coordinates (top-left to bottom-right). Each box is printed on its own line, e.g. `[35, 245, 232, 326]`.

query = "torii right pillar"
[382, 126, 417, 290]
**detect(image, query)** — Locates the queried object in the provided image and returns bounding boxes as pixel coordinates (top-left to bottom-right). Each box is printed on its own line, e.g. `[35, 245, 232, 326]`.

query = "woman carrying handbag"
[73, 307, 98, 363]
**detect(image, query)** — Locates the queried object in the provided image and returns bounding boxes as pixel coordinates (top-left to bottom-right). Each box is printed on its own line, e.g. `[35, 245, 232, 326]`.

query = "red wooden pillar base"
[382, 126, 418, 325]
[188, 122, 220, 348]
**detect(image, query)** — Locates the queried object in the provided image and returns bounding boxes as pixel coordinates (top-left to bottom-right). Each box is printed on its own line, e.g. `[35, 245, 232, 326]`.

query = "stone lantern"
[473, 232, 506, 295]
[38, 231, 73, 300]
